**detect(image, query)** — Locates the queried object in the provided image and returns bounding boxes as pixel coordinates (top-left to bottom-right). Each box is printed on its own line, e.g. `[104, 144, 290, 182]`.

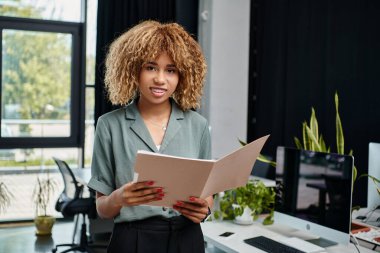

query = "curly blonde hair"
[104, 20, 207, 111]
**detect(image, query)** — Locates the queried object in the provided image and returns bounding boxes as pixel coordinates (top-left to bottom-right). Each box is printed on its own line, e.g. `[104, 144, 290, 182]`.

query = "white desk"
[201, 220, 377, 253]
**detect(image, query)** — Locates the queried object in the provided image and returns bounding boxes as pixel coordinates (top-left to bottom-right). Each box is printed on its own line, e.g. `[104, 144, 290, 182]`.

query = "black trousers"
[107, 216, 205, 253]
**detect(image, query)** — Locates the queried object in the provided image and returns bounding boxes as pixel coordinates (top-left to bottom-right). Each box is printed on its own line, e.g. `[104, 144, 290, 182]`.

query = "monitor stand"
[307, 237, 337, 248]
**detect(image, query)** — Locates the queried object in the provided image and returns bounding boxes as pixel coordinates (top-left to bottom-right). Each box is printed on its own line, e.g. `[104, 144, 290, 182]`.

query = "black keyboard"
[244, 236, 306, 253]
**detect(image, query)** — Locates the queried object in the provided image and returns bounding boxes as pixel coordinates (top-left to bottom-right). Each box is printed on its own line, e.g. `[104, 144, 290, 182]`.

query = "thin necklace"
[145, 119, 168, 131]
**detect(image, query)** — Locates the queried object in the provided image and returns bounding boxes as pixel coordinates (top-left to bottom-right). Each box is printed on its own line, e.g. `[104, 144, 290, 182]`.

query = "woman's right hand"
[95, 181, 164, 219]
[113, 181, 164, 207]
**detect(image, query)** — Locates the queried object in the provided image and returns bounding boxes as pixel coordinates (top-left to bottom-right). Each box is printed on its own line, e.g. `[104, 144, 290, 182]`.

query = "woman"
[88, 20, 213, 253]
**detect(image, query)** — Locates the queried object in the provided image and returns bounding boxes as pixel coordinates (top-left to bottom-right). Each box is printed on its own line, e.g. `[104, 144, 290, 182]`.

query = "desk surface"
[201, 220, 377, 253]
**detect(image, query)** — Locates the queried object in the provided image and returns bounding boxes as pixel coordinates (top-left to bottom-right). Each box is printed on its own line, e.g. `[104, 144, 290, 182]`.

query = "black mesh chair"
[52, 157, 107, 253]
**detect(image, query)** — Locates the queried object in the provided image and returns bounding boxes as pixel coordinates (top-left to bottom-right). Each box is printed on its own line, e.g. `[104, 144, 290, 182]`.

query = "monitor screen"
[368, 142, 380, 211]
[274, 146, 354, 246]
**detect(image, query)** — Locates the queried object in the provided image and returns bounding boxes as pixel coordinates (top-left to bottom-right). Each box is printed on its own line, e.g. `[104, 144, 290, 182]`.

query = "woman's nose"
[154, 71, 166, 84]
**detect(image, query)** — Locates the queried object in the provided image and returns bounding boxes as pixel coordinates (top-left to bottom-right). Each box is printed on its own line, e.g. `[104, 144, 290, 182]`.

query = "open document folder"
[134, 135, 270, 207]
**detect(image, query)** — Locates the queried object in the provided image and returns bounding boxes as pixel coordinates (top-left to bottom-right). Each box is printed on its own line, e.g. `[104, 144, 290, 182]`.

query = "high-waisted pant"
[107, 216, 205, 253]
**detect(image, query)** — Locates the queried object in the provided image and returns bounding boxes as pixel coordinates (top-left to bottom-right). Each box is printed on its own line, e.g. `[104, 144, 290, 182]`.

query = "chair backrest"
[53, 157, 82, 200]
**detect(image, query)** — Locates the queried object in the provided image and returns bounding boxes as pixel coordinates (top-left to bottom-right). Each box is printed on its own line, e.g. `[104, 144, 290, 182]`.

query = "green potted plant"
[213, 179, 276, 225]
[292, 92, 371, 212]
[32, 172, 58, 236]
[294, 92, 346, 155]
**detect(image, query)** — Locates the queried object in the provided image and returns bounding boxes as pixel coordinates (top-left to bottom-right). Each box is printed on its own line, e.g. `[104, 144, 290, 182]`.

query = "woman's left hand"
[173, 196, 212, 223]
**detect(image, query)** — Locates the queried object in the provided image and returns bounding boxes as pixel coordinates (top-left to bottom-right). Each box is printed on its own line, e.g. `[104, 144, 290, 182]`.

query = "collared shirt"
[88, 99, 211, 223]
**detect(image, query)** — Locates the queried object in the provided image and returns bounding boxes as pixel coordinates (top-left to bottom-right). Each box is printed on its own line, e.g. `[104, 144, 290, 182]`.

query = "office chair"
[52, 157, 107, 253]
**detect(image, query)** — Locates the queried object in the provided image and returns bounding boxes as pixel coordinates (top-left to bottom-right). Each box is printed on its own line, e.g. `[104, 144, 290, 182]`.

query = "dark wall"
[248, 0, 380, 207]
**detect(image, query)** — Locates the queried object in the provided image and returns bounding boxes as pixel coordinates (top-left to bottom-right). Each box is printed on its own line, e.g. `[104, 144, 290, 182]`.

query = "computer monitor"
[274, 146, 354, 246]
[368, 142, 380, 210]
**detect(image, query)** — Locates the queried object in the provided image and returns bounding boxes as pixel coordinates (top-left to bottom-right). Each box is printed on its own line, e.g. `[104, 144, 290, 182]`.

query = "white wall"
[198, 0, 251, 158]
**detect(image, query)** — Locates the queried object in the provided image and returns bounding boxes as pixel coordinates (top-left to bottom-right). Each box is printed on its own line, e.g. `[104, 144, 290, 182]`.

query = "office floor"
[0, 220, 108, 253]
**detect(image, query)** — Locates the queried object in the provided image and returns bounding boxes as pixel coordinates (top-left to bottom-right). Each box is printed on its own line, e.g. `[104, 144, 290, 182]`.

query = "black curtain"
[94, 0, 198, 125]
[248, 0, 380, 206]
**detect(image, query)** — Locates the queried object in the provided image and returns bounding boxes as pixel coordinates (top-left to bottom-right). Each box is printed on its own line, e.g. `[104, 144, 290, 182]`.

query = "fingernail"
[156, 188, 163, 193]
[146, 181, 154, 186]
[156, 197, 162, 200]
[189, 197, 195, 201]
[176, 201, 183, 206]
[158, 193, 165, 197]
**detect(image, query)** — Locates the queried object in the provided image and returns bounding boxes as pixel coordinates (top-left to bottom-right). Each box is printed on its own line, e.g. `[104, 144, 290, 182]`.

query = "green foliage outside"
[0, 157, 88, 167]
[0, 0, 42, 19]
[2, 30, 71, 121]
[0, 159, 56, 167]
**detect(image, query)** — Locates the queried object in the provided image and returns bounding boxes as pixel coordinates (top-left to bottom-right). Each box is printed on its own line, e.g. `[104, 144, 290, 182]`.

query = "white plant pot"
[233, 206, 254, 225]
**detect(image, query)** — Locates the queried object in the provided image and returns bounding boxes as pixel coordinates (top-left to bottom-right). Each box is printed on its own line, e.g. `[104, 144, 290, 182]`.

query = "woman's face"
[138, 52, 179, 107]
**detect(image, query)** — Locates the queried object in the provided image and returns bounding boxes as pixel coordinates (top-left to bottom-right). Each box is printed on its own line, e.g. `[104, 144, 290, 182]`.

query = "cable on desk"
[350, 232, 361, 253]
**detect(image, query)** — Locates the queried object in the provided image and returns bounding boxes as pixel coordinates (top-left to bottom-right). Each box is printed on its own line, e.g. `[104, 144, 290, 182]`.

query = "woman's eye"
[145, 66, 156, 71]
[167, 69, 177, 74]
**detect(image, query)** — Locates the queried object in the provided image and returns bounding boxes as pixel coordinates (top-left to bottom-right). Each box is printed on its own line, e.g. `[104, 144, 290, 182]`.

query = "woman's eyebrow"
[145, 62, 176, 68]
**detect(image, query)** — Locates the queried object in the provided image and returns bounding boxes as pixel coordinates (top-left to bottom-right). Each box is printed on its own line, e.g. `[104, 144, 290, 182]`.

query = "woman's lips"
[150, 87, 167, 97]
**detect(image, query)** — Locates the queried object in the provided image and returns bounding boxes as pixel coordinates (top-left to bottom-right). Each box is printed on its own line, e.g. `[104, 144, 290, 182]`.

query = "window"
[0, 11, 84, 149]
[0, 0, 97, 221]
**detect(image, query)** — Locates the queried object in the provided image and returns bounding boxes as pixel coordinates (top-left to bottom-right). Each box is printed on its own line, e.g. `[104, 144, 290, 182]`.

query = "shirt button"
[162, 207, 167, 211]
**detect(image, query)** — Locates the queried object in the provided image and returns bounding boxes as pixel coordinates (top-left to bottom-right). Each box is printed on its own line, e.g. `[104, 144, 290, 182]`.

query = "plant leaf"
[335, 92, 344, 154]
[319, 135, 327, 152]
[238, 139, 247, 146]
[310, 107, 319, 146]
[352, 205, 361, 212]
[302, 122, 310, 150]
[0, 182, 13, 213]
[257, 154, 276, 167]
[305, 125, 322, 151]
[294, 137, 302, 149]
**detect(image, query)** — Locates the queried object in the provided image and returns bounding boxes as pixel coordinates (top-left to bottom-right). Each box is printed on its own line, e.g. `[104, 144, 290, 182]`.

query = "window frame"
[0, 16, 85, 149]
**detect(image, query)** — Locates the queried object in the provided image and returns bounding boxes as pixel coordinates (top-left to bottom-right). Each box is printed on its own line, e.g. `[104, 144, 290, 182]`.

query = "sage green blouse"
[88, 99, 211, 223]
